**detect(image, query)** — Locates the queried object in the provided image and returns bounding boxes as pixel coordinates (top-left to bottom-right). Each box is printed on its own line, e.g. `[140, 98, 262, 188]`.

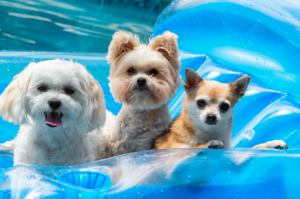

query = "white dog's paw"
[2, 141, 14, 149]
[253, 140, 288, 150]
[205, 140, 224, 149]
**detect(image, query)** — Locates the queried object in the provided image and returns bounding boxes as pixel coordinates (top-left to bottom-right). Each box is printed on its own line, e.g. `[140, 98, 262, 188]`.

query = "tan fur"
[154, 69, 288, 150]
[107, 31, 140, 74]
[103, 31, 182, 156]
[154, 69, 249, 149]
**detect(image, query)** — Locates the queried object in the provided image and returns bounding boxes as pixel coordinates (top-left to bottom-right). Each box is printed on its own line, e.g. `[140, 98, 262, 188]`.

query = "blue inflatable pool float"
[1, 0, 300, 198]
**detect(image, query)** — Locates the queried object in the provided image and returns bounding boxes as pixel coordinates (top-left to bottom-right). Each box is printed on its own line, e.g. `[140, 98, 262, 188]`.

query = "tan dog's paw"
[253, 140, 288, 149]
[205, 140, 224, 149]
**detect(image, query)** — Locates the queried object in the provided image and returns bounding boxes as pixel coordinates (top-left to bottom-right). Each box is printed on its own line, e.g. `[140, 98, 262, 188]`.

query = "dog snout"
[48, 100, 61, 110]
[137, 78, 146, 86]
[206, 114, 217, 125]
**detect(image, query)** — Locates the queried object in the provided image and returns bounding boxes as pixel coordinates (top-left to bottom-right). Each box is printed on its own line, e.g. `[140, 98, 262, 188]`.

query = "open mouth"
[44, 112, 63, 128]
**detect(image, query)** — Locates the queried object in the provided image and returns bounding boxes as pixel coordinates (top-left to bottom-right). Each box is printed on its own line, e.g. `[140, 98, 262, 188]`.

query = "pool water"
[0, 0, 163, 52]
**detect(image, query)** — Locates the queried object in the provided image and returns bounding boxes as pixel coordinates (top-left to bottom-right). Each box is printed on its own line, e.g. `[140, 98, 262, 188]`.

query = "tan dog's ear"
[230, 76, 251, 98]
[184, 69, 203, 90]
[0, 62, 36, 124]
[150, 31, 179, 61]
[107, 31, 140, 63]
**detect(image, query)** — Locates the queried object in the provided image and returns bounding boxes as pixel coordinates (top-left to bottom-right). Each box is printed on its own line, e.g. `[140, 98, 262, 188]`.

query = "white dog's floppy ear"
[77, 74, 106, 133]
[107, 31, 140, 63]
[230, 76, 251, 98]
[184, 69, 203, 90]
[0, 62, 36, 124]
[150, 31, 181, 69]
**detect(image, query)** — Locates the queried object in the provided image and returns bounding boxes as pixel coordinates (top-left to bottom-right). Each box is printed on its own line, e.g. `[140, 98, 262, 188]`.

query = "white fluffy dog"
[0, 59, 107, 166]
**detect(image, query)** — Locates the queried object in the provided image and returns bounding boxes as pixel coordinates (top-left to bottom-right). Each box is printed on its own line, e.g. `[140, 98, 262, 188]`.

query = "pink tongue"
[45, 112, 62, 126]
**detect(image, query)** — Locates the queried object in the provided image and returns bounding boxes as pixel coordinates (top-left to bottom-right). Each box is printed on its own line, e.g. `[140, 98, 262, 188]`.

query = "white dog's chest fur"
[105, 105, 171, 156]
[14, 124, 103, 166]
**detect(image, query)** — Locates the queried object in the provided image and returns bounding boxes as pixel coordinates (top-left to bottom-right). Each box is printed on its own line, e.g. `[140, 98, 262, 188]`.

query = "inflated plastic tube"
[153, 0, 300, 100]
[1, 52, 299, 151]
[0, 51, 298, 197]
[2, 149, 300, 198]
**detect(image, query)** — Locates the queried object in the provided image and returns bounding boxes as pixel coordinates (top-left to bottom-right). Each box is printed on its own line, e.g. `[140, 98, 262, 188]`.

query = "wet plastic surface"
[0, 50, 299, 198]
[1, 0, 300, 197]
[1, 149, 300, 198]
[154, 0, 300, 100]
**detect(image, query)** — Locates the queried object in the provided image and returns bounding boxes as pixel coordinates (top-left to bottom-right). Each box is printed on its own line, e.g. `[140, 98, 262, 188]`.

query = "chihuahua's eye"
[37, 86, 47, 92]
[197, 99, 206, 108]
[149, 69, 158, 76]
[220, 103, 230, 112]
[127, 68, 136, 75]
[65, 88, 75, 94]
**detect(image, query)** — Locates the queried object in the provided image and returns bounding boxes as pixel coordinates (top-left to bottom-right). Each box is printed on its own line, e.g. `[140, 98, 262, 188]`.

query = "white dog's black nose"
[206, 114, 217, 125]
[137, 78, 146, 86]
[48, 100, 61, 110]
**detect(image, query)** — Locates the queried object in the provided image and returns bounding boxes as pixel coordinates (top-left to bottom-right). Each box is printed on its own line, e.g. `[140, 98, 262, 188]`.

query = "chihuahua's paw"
[253, 140, 288, 149]
[205, 140, 224, 149]
[267, 140, 288, 149]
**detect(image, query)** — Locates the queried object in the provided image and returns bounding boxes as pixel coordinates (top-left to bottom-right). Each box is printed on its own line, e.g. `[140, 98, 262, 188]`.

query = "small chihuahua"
[103, 31, 182, 156]
[154, 69, 288, 150]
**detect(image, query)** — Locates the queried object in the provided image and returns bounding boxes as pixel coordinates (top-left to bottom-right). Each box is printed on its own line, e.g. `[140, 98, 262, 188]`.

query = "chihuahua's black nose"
[48, 100, 61, 110]
[137, 78, 146, 86]
[206, 114, 217, 125]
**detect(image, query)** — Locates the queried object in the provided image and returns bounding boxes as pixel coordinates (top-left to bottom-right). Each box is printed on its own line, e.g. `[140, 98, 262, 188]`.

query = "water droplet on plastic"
[243, 130, 255, 141]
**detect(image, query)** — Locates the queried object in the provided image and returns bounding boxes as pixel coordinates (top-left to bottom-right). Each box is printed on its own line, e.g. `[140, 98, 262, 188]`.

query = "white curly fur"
[0, 59, 107, 166]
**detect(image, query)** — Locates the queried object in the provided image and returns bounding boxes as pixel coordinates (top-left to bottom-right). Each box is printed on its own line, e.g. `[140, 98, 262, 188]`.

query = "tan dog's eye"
[65, 88, 75, 94]
[197, 99, 206, 108]
[37, 86, 47, 92]
[127, 68, 136, 75]
[149, 69, 158, 76]
[220, 103, 230, 112]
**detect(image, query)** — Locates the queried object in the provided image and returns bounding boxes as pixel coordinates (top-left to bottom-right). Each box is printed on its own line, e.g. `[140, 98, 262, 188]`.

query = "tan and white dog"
[154, 69, 288, 150]
[103, 31, 182, 156]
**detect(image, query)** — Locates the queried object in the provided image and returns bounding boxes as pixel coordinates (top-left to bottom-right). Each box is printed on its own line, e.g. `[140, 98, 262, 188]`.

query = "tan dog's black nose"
[137, 78, 146, 86]
[48, 100, 61, 110]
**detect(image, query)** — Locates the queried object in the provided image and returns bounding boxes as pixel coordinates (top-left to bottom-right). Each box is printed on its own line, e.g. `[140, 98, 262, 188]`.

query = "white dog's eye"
[65, 88, 75, 94]
[37, 86, 47, 92]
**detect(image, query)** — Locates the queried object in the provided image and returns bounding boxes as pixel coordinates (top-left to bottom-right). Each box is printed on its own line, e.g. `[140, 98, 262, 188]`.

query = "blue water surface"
[0, 0, 161, 52]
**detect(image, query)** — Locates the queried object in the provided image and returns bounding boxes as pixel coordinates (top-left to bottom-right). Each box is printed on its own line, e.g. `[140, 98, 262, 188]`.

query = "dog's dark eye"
[65, 88, 75, 94]
[127, 68, 136, 75]
[149, 69, 158, 76]
[37, 86, 47, 92]
[197, 99, 206, 108]
[220, 103, 230, 112]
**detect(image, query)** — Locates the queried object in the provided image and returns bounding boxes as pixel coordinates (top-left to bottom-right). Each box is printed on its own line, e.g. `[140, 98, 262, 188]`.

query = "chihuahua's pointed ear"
[0, 62, 36, 125]
[107, 31, 140, 63]
[230, 76, 251, 98]
[184, 69, 203, 90]
[77, 73, 106, 133]
[150, 31, 180, 69]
